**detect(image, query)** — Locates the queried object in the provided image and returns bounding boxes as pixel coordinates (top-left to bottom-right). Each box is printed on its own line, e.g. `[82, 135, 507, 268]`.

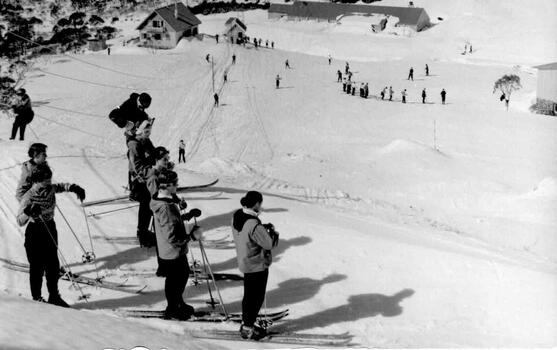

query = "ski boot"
[33, 296, 47, 303]
[165, 303, 194, 321]
[240, 324, 267, 340]
[48, 294, 70, 308]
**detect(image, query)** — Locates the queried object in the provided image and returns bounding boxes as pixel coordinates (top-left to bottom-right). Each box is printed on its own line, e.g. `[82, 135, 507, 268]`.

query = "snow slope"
[0, 0, 556, 348]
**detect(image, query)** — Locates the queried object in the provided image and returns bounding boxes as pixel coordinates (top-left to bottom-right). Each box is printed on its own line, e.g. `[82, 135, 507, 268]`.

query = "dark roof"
[137, 3, 201, 32]
[225, 17, 247, 31]
[534, 62, 557, 70]
[269, 2, 430, 29]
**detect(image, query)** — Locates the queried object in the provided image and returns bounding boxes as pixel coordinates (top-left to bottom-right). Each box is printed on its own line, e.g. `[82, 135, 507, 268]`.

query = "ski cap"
[158, 170, 178, 186]
[154, 146, 169, 160]
[138, 92, 151, 109]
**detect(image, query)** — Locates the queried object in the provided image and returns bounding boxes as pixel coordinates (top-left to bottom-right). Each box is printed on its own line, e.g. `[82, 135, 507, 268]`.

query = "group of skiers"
[8, 88, 34, 141]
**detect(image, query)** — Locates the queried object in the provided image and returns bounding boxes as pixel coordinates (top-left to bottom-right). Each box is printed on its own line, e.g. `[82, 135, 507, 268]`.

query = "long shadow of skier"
[276, 289, 415, 332]
[211, 273, 347, 314]
[197, 208, 288, 233]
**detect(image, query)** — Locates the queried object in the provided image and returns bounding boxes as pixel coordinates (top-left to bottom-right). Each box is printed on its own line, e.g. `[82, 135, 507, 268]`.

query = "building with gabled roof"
[224, 17, 247, 43]
[137, 2, 201, 49]
[534, 62, 557, 115]
[269, 1, 430, 32]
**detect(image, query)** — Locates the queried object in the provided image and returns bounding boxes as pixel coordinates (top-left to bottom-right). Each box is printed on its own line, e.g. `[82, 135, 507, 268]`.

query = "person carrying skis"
[150, 169, 200, 320]
[127, 119, 156, 247]
[337, 70, 342, 83]
[16, 143, 48, 202]
[275, 75, 281, 89]
[232, 191, 279, 340]
[408, 67, 414, 81]
[109, 92, 152, 137]
[440, 88, 447, 105]
[389, 86, 394, 101]
[401, 89, 408, 103]
[422, 88, 427, 103]
[10, 88, 34, 141]
[178, 140, 186, 163]
[17, 163, 86, 307]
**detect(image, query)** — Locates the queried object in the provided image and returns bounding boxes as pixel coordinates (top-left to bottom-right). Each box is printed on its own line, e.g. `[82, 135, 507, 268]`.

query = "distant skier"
[215, 34, 219, 43]
[408, 67, 414, 81]
[380, 87, 386, 100]
[388, 86, 394, 101]
[107, 47, 111, 55]
[347, 71, 353, 81]
[328, 54, 332, 65]
[440, 89, 446, 105]
[258, 38, 262, 47]
[342, 78, 347, 92]
[178, 140, 186, 163]
[17, 163, 85, 307]
[265, 40, 268, 48]
[275, 74, 281, 89]
[422, 88, 427, 103]
[337, 70, 342, 82]
[206, 54, 210, 63]
[364, 83, 369, 98]
[224, 72, 228, 83]
[285, 59, 290, 69]
[10, 88, 34, 141]
[271, 41, 274, 49]
[469, 44, 473, 53]
[16, 143, 48, 202]
[232, 53, 236, 64]
[359, 83, 364, 98]
[425, 64, 429, 76]
[127, 119, 156, 247]
[151, 170, 200, 320]
[345, 62, 349, 74]
[213, 93, 219, 107]
[351, 85, 356, 96]
[232, 191, 279, 340]
[109, 92, 152, 138]
[346, 80, 351, 95]
[401, 89, 407, 103]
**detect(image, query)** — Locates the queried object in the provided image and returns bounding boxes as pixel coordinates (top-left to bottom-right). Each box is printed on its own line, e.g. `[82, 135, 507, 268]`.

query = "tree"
[89, 14, 104, 26]
[50, 3, 61, 19]
[493, 74, 521, 111]
[69, 12, 87, 28]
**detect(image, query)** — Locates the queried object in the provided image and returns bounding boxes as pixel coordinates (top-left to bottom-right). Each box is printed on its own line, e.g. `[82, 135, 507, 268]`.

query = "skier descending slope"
[232, 191, 279, 340]
[127, 120, 156, 247]
[17, 164, 86, 307]
[109, 92, 152, 139]
[150, 170, 201, 320]
[15, 143, 48, 202]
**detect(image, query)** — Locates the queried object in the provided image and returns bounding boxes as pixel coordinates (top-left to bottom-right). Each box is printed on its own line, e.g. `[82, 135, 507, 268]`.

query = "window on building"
[154, 33, 161, 40]
[152, 20, 162, 28]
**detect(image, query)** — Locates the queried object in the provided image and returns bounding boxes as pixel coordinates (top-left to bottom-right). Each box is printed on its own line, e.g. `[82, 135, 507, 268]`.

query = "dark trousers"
[402, 96, 406, 103]
[442, 97, 446, 104]
[242, 269, 269, 327]
[11, 116, 26, 140]
[24, 220, 60, 299]
[178, 149, 185, 163]
[160, 255, 190, 310]
[130, 179, 152, 235]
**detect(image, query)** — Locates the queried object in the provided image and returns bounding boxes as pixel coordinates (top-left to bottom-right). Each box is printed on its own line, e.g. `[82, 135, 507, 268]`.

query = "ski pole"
[82, 207, 100, 280]
[39, 215, 89, 302]
[87, 204, 138, 218]
[56, 205, 93, 263]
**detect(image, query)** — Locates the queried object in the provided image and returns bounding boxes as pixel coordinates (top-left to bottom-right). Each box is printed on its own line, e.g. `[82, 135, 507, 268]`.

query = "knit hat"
[157, 170, 178, 187]
[154, 146, 169, 160]
[240, 191, 263, 208]
[16, 88, 26, 95]
[138, 92, 151, 108]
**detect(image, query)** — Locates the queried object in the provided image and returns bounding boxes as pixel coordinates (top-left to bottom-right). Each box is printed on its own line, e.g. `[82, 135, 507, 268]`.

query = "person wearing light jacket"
[15, 143, 48, 202]
[150, 170, 199, 320]
[232, 191, 279, 340]
[17, 164, 85, 307]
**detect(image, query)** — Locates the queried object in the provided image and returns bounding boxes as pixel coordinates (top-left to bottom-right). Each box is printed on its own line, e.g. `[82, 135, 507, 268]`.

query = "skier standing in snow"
[389, 86, 394, 101]
[232, 54, 236, 64]
[328, 54, 332, 65]
[346, 80, 351, 95]
[178, 140, 186, 163]
[232, 191, 279, 340]
[10, 88, 34, 141]
[109, 92, 152, 138]
[422, 88, 427, 103]
[17, 164, 86, 307]
[408, 67, 414, 81]
[215, 34, 219, 43]
[15, 143, 48, 202]
[401, 89, 407, 103]
[213, 93, 219, 107]
[345, 62, 349, 74]
[337, 70, 342, 83]
[150, 170, 200, 320]
[440, 88, 447, 105]
[224, 72, 228, 83]
[342, 78, 347, 92]
[364, 83, 369, 98]
[425, 64, 429, 76]
[380, 87, 386, 100]
[206, 54, 210, 63]
[351, 84, 356, 96]
[127, 119, 156, 247]
[271, 41, 274, 49]
[359, 83, 365, 98]
[285, 59, 290, 69]
[275, 74, 281, 89]
[265, 40, 268, 48]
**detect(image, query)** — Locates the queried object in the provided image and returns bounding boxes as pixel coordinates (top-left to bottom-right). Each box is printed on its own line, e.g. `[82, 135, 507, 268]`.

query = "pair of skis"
[2, 259, 146, 294]
[118, 308, 288, 324]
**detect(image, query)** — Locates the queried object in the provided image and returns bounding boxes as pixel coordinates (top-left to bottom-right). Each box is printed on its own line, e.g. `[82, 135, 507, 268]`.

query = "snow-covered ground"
[1, 0, 556, 348]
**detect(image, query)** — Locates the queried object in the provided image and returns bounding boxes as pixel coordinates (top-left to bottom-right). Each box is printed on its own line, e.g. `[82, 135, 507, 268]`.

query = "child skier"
[232, 191, 279, 340]
[17, 164, 86, 307]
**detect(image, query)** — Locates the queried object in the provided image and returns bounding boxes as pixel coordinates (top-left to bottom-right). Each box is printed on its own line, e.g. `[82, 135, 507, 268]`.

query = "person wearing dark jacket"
[337, 70, 342, 83]
[422, 88, 427, 103]
[441, 89, 447, 104]
[408, 67, 414, 81]
[127, 120, 156, 247]
[17, 164, 85, 307]
[10, 88, 34, 141]
[16, 143, 48, 202]
[109, 92, 151, 134]
[150, 170, 199, 320]
[232, 191, 279, 340]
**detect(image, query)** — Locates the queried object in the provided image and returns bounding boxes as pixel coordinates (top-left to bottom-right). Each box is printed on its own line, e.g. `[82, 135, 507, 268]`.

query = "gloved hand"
[182, 208, 201, 221]
[24, 203, 42, 218]
[69, 184, 86, 202]
[263, 223, 276, 234]
[178, 197, 187, 210]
